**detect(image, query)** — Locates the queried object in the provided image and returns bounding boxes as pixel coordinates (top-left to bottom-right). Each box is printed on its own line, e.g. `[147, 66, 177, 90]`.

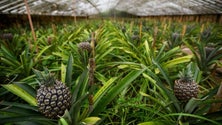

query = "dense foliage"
[0, 19, 222, 125]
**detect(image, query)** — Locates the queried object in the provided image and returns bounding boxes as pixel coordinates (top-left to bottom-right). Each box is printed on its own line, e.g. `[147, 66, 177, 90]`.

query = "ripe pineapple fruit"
[34, 69, 71, 119]
[174, 69, 198, 102]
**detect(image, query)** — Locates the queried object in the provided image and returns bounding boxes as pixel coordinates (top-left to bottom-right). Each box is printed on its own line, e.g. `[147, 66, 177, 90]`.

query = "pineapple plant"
[174, 68, 199, 102]
[77, 41, 93, 67]
[34, 69, 72, 119]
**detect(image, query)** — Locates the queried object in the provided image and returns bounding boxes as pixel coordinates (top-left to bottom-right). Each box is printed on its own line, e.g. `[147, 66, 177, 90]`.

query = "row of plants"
[0, 19, 222, 125]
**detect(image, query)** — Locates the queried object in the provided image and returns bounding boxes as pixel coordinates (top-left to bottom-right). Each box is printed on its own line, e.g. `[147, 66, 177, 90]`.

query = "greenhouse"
[0, 0, 222, 125]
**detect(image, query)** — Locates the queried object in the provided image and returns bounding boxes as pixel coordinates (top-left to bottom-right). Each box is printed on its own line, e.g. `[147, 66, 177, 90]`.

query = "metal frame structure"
[0, 0, 221, 16]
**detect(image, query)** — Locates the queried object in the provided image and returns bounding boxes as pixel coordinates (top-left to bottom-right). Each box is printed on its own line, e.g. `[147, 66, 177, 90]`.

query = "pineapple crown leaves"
[32, 68, 56, 86]
[178, 64, 194, 83]
[179, 70, 193, 81]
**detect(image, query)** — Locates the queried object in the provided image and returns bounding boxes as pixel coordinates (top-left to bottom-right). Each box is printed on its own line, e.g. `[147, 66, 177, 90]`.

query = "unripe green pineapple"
[174, 69, 198, 102]
[34, 69, 71, 119]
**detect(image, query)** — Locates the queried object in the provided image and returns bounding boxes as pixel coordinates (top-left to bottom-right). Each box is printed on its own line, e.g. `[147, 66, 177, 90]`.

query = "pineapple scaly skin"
[77, 42, 92, 53]
[174, 78, 198, 102]
[36, 80, 71, 119]
[35, 69, 72, 119]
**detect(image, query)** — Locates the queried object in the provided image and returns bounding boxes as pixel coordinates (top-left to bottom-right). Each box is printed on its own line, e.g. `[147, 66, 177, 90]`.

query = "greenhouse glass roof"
[0, 0, 221, 16]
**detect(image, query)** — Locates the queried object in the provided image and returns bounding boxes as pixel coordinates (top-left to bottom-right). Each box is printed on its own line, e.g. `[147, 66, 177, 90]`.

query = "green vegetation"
[0, 19, 222, 125]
